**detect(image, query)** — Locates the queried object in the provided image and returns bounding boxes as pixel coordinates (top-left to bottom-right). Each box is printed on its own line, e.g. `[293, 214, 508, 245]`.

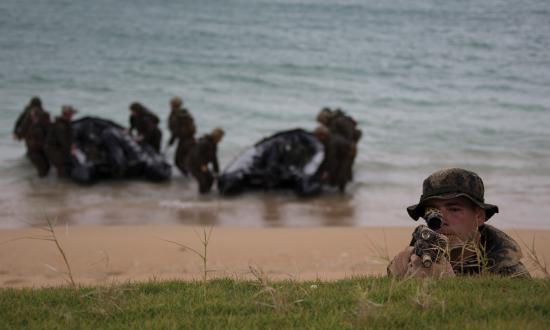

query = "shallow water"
[1, 0, 549, 228]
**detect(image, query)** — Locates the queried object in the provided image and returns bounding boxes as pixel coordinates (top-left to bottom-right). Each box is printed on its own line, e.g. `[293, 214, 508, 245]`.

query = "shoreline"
[3, 175, 549, 230]
[1, 225, 548, 288]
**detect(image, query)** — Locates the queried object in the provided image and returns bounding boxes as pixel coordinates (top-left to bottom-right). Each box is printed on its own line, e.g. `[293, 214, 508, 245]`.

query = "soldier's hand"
[387, 246, 414, 278]
[406, 254, 455, 279]
[200, 165, 208, 173]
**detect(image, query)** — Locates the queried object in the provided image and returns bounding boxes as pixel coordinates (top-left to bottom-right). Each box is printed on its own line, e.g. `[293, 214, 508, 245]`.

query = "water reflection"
[259, 191, 357, 227]
[260, 193, 284, 226]
[308, 193, 356, 226]
[168, 193, 219, 226]
[175, 204, 220, 226]
[4, 169, 361, 229]
[21, 176, 74, 227]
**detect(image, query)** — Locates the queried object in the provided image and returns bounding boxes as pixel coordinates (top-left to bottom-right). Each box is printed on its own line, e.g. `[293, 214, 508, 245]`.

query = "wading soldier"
[316, 107, 361, 182]
[129, 102, 162, 152]
[387, 168, 530, 278]
[188, 128, 225, 194]
[167, 97, 196, 176]
[46, 106, 77, 178]
[19, 106, 51, 177]
[13, 96, 45, 140]
[313, 125, 354, 192]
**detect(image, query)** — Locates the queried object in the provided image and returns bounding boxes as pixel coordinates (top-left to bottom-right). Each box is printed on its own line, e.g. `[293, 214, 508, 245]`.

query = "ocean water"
[1, 0, 549, 229]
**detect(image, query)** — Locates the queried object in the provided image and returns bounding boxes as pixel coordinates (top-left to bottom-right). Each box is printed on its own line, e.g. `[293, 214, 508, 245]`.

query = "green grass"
[1, 277, 549, 329]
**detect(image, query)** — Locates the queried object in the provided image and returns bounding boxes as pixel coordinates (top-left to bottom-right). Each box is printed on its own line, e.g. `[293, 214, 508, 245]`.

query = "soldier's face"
[424, 197, 485, 245]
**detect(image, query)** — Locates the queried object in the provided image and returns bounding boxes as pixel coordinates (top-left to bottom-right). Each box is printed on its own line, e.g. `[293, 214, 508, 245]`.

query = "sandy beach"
[0, 225, 548, 288]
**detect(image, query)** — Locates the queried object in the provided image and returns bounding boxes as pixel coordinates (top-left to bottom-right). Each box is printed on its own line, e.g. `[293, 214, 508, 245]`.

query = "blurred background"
[1, 0, 549, 228]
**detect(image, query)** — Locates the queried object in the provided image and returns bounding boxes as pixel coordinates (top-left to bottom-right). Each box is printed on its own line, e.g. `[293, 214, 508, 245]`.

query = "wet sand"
[0, 225, 548, 288]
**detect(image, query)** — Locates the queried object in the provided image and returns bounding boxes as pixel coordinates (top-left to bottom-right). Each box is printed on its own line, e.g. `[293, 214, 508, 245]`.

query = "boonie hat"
[407, 168, 499, 221]
[170, 96, 183, 108]
[62, 105, 78, 116]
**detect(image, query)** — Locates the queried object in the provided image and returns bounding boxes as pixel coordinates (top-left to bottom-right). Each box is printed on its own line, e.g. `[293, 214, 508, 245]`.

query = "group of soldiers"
[13, 97, 77, 178]
[13, 96, 360, 194]
[127, 97, 224, 194]
[165, 97, 225, 194]
[13, 96, 225, 194]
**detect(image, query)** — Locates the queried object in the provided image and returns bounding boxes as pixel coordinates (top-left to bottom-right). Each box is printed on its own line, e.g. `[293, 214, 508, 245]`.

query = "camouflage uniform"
[13, 108, 31, 140]
[46, 116, 73, 178]
[129, 103, 162, 152]
[318, 132, 354, 192]
[317, 108, 361, 182]
[187, 134, 220, 194]
[457, 224, 529, 277]
[19, 107, 51, 177]
[387, 224, 530, 278]
[168, 107, 196, 175]
[317, 108, 362, 143]
[388, 168, 530, 278]
[13, 97, 43, 140]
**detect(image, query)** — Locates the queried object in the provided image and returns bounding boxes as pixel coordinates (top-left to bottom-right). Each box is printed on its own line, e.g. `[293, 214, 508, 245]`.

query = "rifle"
[410, 224, 449, 268]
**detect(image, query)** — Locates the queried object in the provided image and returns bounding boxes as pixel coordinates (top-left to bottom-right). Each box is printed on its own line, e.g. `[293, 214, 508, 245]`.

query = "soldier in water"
[187, 128, 225, 194]
[45, 105, 77, 178]
[167, 97, 196, 176]
[129, 102, 162, 152]
[13, 97, 45, 141]
[14, 98, 51, 177]
[316, 107, 361, 183]
[313, 125, 354, 192]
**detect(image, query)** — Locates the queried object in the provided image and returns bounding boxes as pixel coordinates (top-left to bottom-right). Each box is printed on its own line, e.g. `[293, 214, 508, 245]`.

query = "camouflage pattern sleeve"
[482, 225, 531, 278]
[495, 261, 531, 278]
[387, 246, 414, 278]
[14, 107, 31, 137]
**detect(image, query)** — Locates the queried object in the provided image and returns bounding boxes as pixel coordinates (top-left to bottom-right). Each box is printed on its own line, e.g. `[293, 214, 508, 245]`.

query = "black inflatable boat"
[70, 116, 171, 183]
[217, 129, 324, 196]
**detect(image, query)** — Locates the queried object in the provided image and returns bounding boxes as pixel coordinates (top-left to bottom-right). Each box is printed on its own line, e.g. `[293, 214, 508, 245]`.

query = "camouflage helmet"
[407, 168, 499, 221]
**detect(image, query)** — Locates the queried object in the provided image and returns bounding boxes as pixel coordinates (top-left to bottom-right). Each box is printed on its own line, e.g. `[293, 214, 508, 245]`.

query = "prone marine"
[387, 168, 530, 278]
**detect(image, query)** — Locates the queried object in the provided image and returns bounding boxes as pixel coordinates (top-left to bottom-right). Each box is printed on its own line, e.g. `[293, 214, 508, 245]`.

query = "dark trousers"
[175, 138, 194, 176]
[46, 149, 71, 178]
[144, 128, 162, 153]
[27, 150, 50, 177]
[191, 167, 214, 194]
